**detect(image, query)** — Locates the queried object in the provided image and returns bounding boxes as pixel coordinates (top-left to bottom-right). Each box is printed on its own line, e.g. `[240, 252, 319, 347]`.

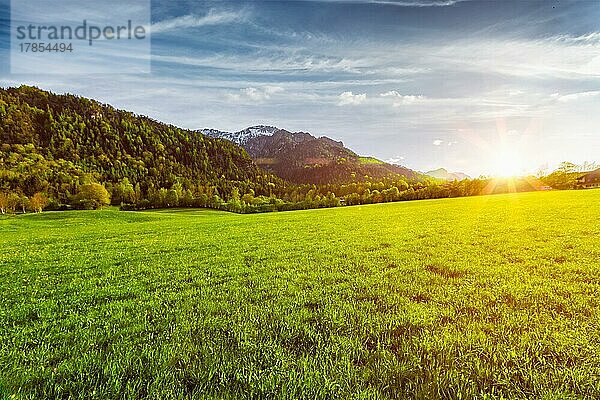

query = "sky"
[0, 0, 599, 177]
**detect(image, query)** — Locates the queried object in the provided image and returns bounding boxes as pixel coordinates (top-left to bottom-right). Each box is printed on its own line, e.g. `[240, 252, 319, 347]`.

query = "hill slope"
[203, 126, 419, 184]
[0, 86, 279, 203]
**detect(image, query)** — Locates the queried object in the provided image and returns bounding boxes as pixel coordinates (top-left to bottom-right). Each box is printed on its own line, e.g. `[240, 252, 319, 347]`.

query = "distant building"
[576, 168, 600, 189]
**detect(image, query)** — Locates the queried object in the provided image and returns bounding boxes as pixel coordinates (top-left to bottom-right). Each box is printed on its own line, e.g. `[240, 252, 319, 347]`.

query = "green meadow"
[1, 190, 599, 399]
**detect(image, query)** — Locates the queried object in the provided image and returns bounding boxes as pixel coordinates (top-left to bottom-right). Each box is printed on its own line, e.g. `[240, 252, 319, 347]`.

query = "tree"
[345, 192, 361, 206]
[171, 183, 183, 199]
[112, 178, 135, 205]
[582, 161, 598, 172]
[326, 192, 340, 207]
[157, 188, 168, 207]
[7, 193, 20, 213]
[371, 189, 382, 203]
[226, 188, 242, 211]
[0, 192, 8, 214]
[133, 183, 142, 204]
[19, 195, 30, 213]
[165, 189, 179, 207]
[180, 190, 194, 207]
[71, 183, 110, 209]
[23, 175, 46, 196]
[558, 161, 577, 174]
[242, 192, 255, 204]
[396, 179, 409, 192]
[29, 192, 47, 213]
[197, 193, 209, 207]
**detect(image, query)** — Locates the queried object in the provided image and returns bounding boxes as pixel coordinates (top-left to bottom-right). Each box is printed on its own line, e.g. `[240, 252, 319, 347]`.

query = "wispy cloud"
[226, 86, 284, 103]
[6, 0, 598, 177]
[551, 32, 600, 45]
[151, 52, 408, 76]
[338, 91, 366, 106]
[430, 37, 600, 79]
[318, 0, 468, 7]
[551, 90, 600, 102]
[368, 0, 467, 6]
[151, 10, 246, 33]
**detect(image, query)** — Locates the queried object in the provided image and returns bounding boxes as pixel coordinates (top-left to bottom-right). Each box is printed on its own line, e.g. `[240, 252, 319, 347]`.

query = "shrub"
[71, 184, 110, 210]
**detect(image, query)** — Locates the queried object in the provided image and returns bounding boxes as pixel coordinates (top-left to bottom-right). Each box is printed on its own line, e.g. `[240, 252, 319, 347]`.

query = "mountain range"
[425, 168, 471, 181]
[202, 126, 419, 184]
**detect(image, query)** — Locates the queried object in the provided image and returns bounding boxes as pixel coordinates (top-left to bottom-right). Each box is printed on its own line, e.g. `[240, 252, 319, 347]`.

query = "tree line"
[0, 86, 593, 215]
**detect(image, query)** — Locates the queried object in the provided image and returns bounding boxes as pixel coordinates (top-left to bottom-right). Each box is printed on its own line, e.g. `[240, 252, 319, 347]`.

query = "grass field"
[1, 190, 600, 399]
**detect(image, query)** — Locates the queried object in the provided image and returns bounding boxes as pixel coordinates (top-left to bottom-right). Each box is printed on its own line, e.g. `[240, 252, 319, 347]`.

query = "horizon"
[0, 0, 598, 176]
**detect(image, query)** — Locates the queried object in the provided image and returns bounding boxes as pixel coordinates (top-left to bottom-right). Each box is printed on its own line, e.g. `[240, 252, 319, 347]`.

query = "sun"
[489, 146, 525, 177]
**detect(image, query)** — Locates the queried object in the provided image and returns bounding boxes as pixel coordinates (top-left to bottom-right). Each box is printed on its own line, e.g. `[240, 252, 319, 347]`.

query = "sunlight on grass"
[1, 190, 599, 398]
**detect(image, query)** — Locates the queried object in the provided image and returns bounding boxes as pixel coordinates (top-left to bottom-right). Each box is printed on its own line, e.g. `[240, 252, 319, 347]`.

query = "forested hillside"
[0, 86, 281, 208]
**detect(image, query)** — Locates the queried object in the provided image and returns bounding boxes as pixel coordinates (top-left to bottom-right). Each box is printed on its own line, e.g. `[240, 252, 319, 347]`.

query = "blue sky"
[1, 0, 599, 176]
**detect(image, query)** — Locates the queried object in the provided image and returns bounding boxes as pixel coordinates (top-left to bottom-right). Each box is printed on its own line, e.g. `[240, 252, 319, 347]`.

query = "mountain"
[202, 126, 419, 184]
[202, 125, 280, 145]
[426, 168, 471, 181]
[0, 86, 280, 204]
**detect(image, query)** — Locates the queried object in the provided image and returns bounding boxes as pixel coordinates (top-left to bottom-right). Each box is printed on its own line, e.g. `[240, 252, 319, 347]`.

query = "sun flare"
[489, 146, 526, 177]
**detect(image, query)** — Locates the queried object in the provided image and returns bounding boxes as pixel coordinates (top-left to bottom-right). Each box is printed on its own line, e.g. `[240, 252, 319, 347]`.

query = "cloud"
[7, 1, 599, 178]
[380, 91, 424, 106]
[151, 10, 245, 33]
[551, 91, 600, 103]
[151, 53, 371, 75]
[551, 32, 600, 45]
[432, 37, 600, 80]
[338, 91, 366, 106]
[433, 140, 444, 146]
[369, 0, 467, 6]
[386, 156, 405, 164]
[227, 86, 284, 103]
[320, 0, 468, 6]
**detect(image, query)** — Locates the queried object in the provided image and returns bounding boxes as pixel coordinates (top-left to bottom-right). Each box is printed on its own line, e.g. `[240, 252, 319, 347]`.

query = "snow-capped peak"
[201, 125, 280, 144]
